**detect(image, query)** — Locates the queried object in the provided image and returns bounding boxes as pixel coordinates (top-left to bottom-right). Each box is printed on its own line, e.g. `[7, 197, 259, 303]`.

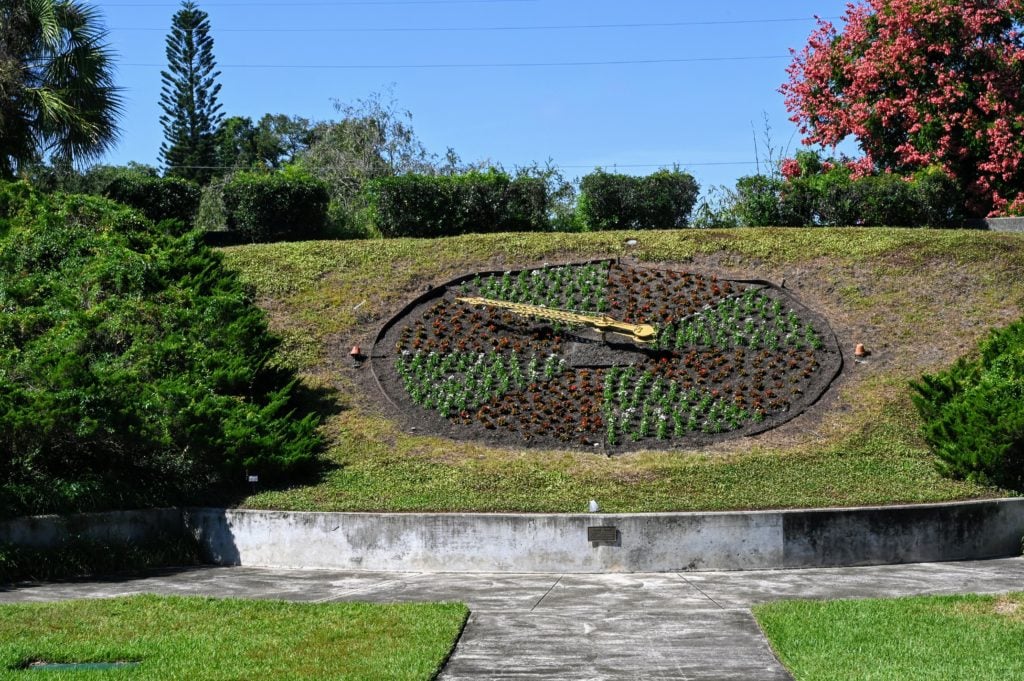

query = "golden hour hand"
[456, 296, 657, 344]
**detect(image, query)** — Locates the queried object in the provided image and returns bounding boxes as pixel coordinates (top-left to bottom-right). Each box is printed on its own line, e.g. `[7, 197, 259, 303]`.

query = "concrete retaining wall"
[184, 498, 1024, 573]
[0, 509, 182, 549]
[5, 500, 1019, 573]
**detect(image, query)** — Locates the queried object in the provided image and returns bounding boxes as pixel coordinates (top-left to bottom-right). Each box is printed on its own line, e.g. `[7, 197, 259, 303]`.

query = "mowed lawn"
[0, 595, 468, 681]
[220, 228, 1024, 512]
[755, 592, 1024, 681]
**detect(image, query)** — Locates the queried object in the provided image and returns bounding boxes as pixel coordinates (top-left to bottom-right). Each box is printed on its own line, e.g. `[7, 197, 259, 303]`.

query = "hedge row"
[366, 170, 549, 237]
[221, 170, 330, 242]
[97, 171, 201, 226]
[735, 165, 966, 228]
[578, 168, 700, 230]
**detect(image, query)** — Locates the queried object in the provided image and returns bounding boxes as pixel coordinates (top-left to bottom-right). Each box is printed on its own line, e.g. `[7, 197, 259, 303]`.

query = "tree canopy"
[782, 0, 1024, 216]
[159, 0, 223, 183]
[0, 0, 122, 178]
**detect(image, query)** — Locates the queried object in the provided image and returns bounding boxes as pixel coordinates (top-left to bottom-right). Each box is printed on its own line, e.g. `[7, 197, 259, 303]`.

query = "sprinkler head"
[854, 343, 867, 358]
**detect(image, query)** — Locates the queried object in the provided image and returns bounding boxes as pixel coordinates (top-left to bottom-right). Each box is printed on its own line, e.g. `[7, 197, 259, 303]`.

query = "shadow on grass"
[0, 534, 204, 586]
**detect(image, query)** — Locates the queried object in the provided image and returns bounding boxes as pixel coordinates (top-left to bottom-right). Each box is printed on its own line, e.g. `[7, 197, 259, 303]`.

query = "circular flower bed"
[371, 260, 842, 452]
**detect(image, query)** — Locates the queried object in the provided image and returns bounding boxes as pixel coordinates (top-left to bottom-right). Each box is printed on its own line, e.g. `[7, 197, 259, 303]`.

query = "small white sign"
[247, 475, 259, 483]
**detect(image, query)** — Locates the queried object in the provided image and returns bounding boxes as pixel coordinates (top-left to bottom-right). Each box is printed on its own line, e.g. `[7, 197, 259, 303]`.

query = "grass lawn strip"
[754, 592, 1024, 681]
[0, 595, 468, 680]
[220, 228, 1024, 513]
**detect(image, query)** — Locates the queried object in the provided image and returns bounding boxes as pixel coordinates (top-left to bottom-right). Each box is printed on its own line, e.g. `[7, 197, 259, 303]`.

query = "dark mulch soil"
[366, 259, 843, 454]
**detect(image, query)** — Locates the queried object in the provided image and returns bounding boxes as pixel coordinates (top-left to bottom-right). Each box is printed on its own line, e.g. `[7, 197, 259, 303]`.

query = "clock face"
[370, 259, 842, 452]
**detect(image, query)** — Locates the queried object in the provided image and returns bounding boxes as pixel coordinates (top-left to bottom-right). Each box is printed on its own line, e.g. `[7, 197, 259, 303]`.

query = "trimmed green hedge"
[63, 166, 202, 226]
[736, 162, 966, 228]
[911, 319, 1024, 488]
[366, 170, 549, 238]
[0, 182, 322, 517]
[577, 169, 700, 230]
[222, 171, 329, 242]
[100, 172, 200, 226]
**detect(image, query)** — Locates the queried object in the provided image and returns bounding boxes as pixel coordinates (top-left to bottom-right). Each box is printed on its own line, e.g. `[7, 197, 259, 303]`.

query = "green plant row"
[221, 169, 330, 242]
[461, 262, 611, 313]
[655, 290, 823, 351]
[367, 169, 549, 238]
[601, 367, 757, 445]
[578, 168, 700, 231]
[395, 350, 566, 417]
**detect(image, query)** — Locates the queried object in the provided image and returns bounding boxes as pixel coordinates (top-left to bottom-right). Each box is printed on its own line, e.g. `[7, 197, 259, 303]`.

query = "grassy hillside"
[220, 228, 1024, 512]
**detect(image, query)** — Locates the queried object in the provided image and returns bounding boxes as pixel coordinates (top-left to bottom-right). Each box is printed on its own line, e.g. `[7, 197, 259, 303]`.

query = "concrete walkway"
[3, 558, 1024, 680]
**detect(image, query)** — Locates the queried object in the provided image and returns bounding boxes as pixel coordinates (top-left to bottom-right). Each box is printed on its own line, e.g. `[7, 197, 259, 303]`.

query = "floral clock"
[369, 260, 842, 452]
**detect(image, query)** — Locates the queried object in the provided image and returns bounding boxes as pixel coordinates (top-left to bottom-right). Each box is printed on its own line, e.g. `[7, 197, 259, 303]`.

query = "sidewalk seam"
[676, 572, 725, 609]
[529, 574, 563, 612]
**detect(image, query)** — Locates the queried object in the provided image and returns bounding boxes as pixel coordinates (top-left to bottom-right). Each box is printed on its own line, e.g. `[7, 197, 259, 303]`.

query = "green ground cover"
[220, 228, 1024, 512]
[754, 592, 1024, 680]
[0, 595, 467, 680]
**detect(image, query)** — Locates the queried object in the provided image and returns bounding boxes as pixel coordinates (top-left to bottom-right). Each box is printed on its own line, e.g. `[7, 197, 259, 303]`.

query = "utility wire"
[111, 17, 834, 33]
[160, 161, 760, 170]
[105, 0, 537, 6]
[121, 55, 789, 70]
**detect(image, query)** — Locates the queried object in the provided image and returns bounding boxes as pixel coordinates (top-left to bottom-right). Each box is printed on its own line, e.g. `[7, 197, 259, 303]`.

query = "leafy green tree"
[214, 116, 259, 172]
[782, 0, 1024, 215]
[255, 113, 312, 167]
[0, 0, 122, 178]
[214, 113, 312, 173]
[158, 0, 223, 183]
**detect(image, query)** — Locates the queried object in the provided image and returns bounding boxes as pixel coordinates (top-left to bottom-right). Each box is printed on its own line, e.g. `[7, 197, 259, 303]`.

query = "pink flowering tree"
[782, 1, 1024, 215]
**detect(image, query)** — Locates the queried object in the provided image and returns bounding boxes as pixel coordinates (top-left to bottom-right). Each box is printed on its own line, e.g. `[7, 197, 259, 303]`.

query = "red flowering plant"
[782, 0, 1024, 216]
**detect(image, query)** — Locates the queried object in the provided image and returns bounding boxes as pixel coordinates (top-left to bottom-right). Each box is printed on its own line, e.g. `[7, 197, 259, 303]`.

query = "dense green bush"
[366, 169, 549, 238]
[76, 166, 201, 226]
[0, 182, 321, 517]
[222, 169, 329, 242]
[577, 169, 699, 230]
[733, 155, 967, 227]
[734, 175, 787, 227]
[911, 319, 1024, 488]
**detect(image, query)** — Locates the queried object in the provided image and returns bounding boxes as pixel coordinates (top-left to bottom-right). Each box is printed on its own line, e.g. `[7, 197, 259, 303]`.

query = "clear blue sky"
[98, 0, 857, 191]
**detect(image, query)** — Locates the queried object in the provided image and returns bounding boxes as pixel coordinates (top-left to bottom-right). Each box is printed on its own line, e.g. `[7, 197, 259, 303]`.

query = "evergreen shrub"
[48, 166, 202, 226]
[911, 319, 1024, 488]
[0, 182, 321, 517]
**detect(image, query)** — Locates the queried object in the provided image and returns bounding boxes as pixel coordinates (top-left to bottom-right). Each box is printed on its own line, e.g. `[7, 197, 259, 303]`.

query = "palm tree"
[0, 0, 123, 178]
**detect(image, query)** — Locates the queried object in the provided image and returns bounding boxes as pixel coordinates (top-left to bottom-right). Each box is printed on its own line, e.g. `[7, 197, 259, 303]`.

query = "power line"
[110, 17, 832, 33]
[121, 55, 789, 70]
[105, 0, 536, 6]
[160, 161, 760, 170]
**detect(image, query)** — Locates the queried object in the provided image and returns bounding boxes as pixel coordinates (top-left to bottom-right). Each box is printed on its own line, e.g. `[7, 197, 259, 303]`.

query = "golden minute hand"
[456, 296, 657, 344]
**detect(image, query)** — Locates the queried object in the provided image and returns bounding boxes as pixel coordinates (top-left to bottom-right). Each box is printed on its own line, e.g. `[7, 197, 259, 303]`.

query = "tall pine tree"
[159, 1, 222, 183]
